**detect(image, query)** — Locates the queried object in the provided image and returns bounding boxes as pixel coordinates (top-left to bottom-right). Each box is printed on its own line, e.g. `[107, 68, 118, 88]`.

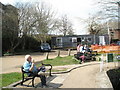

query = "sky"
[0, 0, 99, 35]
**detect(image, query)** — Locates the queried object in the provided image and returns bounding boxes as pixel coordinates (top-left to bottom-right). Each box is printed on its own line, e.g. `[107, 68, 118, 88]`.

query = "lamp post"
[94, 34, 96, 44]
[107, 21, 111, 45]
[117, 1, 120, 68]
[117, 2, 120, 29]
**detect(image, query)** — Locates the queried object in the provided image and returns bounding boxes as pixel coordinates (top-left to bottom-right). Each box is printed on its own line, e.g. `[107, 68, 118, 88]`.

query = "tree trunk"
[22, 36, 26, 51]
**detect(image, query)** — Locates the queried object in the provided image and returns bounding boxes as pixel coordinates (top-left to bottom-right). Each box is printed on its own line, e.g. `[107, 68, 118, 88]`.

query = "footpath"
[4, 61, 115, 89]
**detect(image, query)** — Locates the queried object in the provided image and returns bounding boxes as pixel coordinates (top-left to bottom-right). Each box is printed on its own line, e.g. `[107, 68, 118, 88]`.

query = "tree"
[56, 15, 74, 36]
[2, 4, 19, 53]
[80, 14, 107, 35]
[33, 2, 56, 43]
[97, 0, 120, 19]
[16, 2, 38, 50]
[96, 0, 120, 32]
[15, 1, 57, 50]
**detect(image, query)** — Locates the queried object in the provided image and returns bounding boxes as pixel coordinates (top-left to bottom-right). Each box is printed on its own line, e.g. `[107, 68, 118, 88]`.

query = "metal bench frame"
[21, 64, 52, 87]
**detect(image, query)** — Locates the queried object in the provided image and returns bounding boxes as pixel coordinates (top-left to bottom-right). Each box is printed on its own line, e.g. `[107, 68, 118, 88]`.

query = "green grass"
[113, 60, 120, 62]
[0, 74, 2, 88]
[38, 56, 79, 66]
[1, 72, 21, 87]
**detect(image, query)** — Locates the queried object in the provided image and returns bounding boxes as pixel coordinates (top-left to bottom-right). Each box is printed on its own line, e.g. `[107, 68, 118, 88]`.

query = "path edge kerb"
[52, 62, 100, 74]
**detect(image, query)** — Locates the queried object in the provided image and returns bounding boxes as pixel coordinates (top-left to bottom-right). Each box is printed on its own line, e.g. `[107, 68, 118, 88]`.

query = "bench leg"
[49, 69, 52, 76]
[21, 81, 23, 85]
[32, 77, 35, 87]
[21, 73, 24, 85]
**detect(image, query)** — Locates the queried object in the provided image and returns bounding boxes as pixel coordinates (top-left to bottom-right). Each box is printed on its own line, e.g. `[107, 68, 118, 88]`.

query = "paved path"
[59, 62, 114, 88]
[60, 61, 115, 88]
[60, 62, 99, 88]
[14, 61, 114, 88]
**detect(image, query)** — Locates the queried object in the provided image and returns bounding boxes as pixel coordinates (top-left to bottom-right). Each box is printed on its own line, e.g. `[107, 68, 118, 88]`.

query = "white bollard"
[100, 60, 104, 72]
[68, 49, 71, 56]
[57, 50, 60, 57]
[100, 54, 104, 72]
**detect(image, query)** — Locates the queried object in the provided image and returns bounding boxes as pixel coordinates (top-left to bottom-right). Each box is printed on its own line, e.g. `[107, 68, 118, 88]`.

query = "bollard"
[100, 54, 104, 72]
[46, 52, 49, 60]
[57, 50, 60, 57]
[68, 49, 71, 56]
[100, 59, 104, 72]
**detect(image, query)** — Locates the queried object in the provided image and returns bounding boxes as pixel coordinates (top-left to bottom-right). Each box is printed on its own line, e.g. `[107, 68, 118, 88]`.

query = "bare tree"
[15, 1, 57, 50]
[67, 25, 75, 35]
[56, 15, 74, 36]
[96, 0, 120, 30]
[33, 2, 56, 43]
[97, 0, 120, 19]
[16, 2, 38, 50]
[80, 14, 106, 35]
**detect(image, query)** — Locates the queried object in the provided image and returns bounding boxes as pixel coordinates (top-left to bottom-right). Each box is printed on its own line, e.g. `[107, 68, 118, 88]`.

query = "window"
[88, 38, 91, 41]
[56, 38, 62, 47]
[111, 32, 114, 36]
[72, 37, 77, 43]
[82, 37, 84, 40]
[57, 38, 62, 44]
[77, 38, 81, 42]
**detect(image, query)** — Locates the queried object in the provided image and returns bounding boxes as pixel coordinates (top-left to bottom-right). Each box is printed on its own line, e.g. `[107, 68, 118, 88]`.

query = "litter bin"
[107, 53, 113, 62]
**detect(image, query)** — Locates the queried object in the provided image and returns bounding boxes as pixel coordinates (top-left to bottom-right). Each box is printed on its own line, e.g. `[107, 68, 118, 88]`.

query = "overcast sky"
[0, 0, 99, 35]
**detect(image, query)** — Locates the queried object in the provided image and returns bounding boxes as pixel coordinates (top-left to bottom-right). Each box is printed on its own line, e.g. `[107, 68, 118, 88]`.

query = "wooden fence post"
[46, 52, 49, 60]
[57, 50, 60, 57]
[68, 49, 71, 56]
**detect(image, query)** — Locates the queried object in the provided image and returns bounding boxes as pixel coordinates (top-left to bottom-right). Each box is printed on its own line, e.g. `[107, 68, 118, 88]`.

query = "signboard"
[99, 36, 106, 45]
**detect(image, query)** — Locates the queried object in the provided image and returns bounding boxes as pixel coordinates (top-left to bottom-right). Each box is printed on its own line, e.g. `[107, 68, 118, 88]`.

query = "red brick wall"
[110, 29, 120, 40]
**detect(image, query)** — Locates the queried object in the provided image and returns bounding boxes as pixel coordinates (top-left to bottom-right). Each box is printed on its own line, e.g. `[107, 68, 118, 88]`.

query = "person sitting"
[23, 55, 47, 88]
[79, 53, 86, 63]
[79, 45, 84, 53]
[85, 45, 92, 53]
[77, 44, 81, 52]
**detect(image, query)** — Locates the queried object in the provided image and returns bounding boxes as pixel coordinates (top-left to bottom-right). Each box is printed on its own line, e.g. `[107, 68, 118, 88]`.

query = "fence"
[91, 45, 120, 54]
[45, 49, 76, 60]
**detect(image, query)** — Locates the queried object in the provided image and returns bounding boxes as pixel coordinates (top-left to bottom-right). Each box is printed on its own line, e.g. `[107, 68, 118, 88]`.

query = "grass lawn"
[0, 72, 21, 87]
[37, 56, 79, 66]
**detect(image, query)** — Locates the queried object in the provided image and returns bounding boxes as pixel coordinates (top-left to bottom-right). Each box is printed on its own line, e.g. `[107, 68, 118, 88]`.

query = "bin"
[107, 53, 113, 62]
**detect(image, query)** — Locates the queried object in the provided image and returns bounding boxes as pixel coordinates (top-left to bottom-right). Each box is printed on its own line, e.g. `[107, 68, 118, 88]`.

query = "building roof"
[52, 34, 109, 38]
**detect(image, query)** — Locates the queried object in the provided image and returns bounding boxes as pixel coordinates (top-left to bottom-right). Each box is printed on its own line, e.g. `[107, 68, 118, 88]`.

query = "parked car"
[40, 43, 51, 52]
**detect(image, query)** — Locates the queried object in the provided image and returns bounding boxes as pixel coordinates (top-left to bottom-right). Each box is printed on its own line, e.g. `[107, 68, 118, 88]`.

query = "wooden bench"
[21, 64, 52, 87]
[74, 52, 96, 63]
